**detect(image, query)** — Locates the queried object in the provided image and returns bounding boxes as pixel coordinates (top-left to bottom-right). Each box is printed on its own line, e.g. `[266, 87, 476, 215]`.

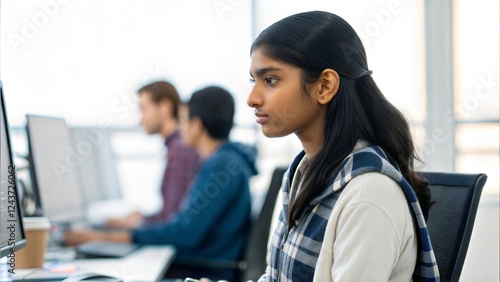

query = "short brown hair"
[138, 81, 181, 119]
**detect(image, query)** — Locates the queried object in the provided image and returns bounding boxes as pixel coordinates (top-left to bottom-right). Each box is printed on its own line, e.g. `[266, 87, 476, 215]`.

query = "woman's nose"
[247, 85, 262, 108]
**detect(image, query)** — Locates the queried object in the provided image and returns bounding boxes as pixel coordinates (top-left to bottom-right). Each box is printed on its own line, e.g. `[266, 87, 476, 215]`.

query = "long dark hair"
[251, 11, 432, 226]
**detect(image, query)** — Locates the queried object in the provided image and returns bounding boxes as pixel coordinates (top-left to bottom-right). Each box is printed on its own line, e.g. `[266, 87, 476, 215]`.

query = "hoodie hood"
[217, 141, 258, 177]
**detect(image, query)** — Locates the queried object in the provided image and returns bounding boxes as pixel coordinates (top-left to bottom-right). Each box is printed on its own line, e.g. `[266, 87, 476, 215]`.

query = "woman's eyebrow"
[250, 67, 283, 78]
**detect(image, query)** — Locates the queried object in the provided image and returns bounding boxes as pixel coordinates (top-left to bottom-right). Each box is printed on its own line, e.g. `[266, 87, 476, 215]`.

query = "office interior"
[0, 0, 498, 281]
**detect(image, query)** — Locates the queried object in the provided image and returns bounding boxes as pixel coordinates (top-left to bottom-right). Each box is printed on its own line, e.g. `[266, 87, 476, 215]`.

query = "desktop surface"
[12, 245, 176, 281]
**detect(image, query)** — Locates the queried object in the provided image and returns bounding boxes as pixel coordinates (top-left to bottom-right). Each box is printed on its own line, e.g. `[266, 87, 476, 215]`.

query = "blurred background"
[0, 1, 498, 280]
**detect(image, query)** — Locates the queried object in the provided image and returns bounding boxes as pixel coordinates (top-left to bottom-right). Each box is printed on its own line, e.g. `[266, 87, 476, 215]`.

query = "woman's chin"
[261, 127, 288, 138]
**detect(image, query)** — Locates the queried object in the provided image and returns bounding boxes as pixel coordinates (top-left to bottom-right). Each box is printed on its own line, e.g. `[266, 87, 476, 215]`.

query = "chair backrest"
[422, 172, 487, 282]
[241, 167, 287, 282]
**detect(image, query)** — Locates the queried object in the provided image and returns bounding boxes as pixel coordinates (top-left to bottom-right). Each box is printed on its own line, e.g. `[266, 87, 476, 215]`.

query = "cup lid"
[23, 217, 51, 230]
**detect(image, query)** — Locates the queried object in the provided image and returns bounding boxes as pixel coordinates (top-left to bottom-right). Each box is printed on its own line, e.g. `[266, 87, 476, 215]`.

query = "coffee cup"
[15, 217, 51, 269]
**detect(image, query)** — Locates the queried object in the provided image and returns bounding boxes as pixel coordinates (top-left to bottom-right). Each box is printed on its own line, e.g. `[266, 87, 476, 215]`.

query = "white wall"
[1, 0, 254, 128]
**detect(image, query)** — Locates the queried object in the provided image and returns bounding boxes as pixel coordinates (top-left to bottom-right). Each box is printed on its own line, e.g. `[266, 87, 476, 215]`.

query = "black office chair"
[173, 167, 287, 282]
[239, 166, 287, 281]
[422, 172, 487, 282]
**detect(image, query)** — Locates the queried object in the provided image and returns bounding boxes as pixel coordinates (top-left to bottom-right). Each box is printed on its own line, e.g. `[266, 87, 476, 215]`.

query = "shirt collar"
[164, 129, 181, 147]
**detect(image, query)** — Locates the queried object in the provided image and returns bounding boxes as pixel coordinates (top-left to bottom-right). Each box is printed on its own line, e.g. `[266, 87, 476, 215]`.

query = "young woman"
[247, 11, 440, 282]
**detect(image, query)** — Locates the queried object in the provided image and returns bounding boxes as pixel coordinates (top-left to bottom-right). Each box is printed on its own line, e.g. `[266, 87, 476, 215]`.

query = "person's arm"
[63, 229, 131, 246]
[105, 211, 144, 229]
[328, 173, 416, 281]
[132, 154, 243, 247]
[144, 146, 200, 223]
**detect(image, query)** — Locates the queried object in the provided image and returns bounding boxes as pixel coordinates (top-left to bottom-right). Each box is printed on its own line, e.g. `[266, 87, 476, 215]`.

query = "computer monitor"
[0, 81, 27, 258]
[25, 115, 86, 224]
[70, 127, 122, 204]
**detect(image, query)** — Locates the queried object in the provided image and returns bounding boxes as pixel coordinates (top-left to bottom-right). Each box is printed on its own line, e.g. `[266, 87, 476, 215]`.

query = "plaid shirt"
[260, 144, 440, 282]
[144, 130, 201, 224]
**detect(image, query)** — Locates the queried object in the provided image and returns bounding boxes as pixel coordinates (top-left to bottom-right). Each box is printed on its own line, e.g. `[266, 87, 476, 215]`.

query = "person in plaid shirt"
[105, 81, 201, 229]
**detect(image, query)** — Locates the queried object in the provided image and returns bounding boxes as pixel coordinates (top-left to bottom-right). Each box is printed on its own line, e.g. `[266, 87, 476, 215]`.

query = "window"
[454, 0, 499, 195]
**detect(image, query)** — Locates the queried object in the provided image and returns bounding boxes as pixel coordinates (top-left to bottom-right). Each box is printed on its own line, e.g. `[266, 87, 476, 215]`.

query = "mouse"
[61, 272, 123, 282]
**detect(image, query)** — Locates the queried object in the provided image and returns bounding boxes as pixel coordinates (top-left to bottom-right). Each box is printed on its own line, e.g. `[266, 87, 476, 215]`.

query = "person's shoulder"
[335, 172, 411, 235]
[204, 142, 255, 175]
[206, 146, 241, 167]
[342, 172, 406, 209]
[211, 142, 251, 161]
[169, 141, 198, 157]
[175, 142, 197, 153]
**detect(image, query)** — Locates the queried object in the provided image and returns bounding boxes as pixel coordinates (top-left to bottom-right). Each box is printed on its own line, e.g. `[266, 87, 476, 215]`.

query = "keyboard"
[75, 241, 140, 258]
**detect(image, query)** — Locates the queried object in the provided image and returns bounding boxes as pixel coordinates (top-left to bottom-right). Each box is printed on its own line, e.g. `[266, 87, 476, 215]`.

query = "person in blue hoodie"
[64, 86, 257, 281]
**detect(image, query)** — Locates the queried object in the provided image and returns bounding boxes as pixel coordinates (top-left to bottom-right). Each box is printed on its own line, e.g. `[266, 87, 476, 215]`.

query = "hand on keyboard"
[63, 229, 132, 246]
[63, 229, 104, 246]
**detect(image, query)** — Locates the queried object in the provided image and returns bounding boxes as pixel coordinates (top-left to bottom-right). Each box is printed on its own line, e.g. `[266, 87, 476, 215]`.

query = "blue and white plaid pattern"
[261, 145, 440, 282]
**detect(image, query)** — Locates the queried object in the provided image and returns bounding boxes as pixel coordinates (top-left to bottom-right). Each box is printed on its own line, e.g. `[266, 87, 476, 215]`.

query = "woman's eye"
[249, 78, 256, 84]
[265, 77, 278, 85]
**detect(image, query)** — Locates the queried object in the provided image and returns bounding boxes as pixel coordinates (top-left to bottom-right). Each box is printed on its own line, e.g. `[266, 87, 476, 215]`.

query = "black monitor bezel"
[0, 80, 27, 258]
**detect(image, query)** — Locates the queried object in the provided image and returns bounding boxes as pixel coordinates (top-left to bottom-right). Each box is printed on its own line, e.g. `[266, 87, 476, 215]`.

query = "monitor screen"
[25, 115, 86, 224]
[0, 81, 27, 258]
[70, 127, 122, 204]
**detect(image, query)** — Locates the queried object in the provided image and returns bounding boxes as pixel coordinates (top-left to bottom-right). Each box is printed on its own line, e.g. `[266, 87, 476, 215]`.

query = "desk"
[13, 245, 176, 281]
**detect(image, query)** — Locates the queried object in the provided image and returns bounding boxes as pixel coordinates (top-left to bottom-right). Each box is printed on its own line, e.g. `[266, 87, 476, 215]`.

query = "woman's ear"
[316, 69, 340, 105]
